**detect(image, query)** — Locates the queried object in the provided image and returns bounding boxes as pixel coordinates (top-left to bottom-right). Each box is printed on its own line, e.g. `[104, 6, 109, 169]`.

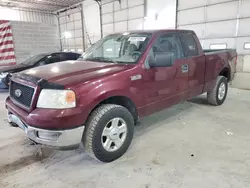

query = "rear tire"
[207, 76, 228, 106]
[83, 104, 134, 162]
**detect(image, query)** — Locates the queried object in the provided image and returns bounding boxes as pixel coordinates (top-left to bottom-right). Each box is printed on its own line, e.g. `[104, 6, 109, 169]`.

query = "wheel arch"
[88, 95, 138, 124]
[219, 67, 231, 82]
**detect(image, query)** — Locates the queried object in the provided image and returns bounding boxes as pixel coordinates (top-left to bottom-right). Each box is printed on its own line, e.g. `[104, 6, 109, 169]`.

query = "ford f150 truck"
[6, 30, 237, 162]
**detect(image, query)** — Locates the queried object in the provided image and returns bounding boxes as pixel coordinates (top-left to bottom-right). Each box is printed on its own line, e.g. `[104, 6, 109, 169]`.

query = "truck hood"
[21, 60, 133, 86]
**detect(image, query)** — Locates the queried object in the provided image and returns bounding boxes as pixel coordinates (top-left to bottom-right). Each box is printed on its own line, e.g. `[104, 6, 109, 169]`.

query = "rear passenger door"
[178, 31, 206, 98]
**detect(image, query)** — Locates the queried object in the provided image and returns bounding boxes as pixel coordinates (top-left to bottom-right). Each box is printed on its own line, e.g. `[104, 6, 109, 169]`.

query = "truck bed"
[203, 49, 236, 54]
[203, 48, 237, 83]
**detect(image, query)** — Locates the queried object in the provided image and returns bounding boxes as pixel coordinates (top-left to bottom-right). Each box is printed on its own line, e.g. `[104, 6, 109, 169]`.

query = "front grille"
[10, 81, 35, 108]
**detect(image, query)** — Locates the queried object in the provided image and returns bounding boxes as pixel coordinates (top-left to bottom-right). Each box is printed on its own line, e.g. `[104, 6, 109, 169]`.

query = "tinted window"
[179, 33, 199, 57]
[58, 53, 69, 61]
[146, 33, 182, 66]
[66, 53, 80, 60]
[75, 53, 81, 59]
[44, 54, 61, 64]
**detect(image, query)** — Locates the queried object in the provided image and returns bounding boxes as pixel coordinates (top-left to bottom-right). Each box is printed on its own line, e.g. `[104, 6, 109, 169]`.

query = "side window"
[74, 53, 81, 60]
[147, 33, 182, 67]
[37, 57, 46, 66]
[66, 53, 80, 60]
[44, 54, 61, 64]
[179, 33, 199, 57]
[58, 53, 69, 61]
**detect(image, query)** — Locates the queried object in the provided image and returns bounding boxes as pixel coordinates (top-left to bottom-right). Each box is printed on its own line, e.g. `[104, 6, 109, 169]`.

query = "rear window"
[179, 33, 199, 57]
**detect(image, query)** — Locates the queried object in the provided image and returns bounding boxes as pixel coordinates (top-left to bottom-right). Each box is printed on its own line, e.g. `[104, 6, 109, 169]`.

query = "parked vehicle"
[6, 30, 237, 162]
[0, 52, 81, 88]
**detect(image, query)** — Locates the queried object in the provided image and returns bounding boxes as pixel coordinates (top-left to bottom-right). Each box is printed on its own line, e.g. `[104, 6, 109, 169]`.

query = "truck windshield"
[80, 33, 152, 64]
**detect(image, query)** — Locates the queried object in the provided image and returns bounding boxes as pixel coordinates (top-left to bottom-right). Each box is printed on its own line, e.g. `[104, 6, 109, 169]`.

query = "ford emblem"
[15, 89, 22, 98]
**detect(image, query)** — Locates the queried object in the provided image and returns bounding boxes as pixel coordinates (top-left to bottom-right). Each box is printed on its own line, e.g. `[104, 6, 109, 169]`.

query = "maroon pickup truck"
[6, 30, 237, 162]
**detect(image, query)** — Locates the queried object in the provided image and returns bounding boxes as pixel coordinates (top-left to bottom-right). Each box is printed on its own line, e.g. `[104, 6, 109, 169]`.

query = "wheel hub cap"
[101, 117, 128, 152]
[110, 128, 119, 140]
[218, 82, 226, 100]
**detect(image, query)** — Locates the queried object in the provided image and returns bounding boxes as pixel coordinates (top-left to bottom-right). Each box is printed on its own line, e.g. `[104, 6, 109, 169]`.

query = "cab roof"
[111, 29, 194, 35]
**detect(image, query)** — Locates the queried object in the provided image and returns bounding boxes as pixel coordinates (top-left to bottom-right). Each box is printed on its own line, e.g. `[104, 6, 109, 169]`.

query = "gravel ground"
[0, 88, 250, 188]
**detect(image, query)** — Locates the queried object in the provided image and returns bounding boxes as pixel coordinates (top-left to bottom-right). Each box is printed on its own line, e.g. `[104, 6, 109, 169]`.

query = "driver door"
[139, 32, 189, 116]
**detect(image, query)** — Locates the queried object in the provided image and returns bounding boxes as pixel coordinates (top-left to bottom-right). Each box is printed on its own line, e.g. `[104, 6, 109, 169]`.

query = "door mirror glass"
[149, 52, 174, 67]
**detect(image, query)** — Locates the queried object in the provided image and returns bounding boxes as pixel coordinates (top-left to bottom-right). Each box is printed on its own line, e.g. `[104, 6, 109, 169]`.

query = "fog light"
[37, 131, 61, 141]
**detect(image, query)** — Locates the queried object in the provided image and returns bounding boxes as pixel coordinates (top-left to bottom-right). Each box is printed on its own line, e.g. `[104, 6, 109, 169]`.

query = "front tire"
[207, 76, 228, 106]
[8, 122, 18, 127]
[83, 104, 134, 162]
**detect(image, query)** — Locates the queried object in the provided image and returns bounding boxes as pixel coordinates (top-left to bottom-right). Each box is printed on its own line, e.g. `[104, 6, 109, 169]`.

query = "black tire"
[83, 104, 134, 162]
[9, 122, 18, 127]
[207, 76, 228, 106]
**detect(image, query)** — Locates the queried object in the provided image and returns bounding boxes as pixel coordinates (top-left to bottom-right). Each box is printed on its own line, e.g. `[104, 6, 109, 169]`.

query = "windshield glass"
[21, 54, 47, 65]
[79, 33, 152, 64]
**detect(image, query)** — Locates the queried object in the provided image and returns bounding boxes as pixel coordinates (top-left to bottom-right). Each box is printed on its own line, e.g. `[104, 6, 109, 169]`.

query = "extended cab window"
[179, 33, 199, 57]
[146, 33, 182, 67]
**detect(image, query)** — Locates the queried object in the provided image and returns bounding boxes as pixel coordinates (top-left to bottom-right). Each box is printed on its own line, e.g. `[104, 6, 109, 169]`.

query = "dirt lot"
[0, 88, 250, 188]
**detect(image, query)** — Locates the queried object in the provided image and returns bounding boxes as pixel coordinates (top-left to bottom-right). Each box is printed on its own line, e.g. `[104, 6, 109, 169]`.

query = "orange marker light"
[65, 90, 76, 104]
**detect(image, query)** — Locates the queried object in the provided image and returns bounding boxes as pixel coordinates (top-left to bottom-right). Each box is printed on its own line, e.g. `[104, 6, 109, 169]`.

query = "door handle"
[182, 64, 188, 73]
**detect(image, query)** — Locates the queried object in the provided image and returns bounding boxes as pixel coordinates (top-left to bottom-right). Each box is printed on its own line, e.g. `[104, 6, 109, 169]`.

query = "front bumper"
[8, 113, 85, 149]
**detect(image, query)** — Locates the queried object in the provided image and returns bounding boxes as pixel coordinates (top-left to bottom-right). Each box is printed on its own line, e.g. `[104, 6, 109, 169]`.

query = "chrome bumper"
[8, 113, 85, 149]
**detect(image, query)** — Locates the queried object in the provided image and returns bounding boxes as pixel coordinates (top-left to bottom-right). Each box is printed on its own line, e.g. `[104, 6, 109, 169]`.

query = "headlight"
[37, 89, 76, 109]
[0, 72, 8, 79]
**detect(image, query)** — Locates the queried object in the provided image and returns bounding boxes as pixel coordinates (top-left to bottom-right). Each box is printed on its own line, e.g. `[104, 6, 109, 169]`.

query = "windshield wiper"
[86, 57, 118, 64]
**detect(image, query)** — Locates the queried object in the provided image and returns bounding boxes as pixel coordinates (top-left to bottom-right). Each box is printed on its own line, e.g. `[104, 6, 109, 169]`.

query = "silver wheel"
[218, 82, 226, 100]
[101, 117, 128, 152]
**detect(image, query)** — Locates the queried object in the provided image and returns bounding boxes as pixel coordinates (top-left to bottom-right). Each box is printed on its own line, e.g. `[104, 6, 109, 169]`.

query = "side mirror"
[149, 53, 174, 67]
